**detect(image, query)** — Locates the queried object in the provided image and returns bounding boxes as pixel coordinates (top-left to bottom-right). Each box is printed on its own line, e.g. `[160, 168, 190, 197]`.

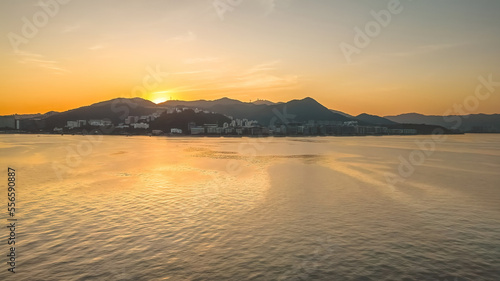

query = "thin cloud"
[89, 44, 105, 50]
[171, 70, 214, 75]
[184, 57, 220, 64]
[228, 74, 299, 90]
[259, 0, 277, 15]
[170, 31, 197, 43]
[61, 24, 81, 33]
[15, 51, 69, 74]
[169, 61, 299, 94]
[388, 43, 466, 58]
[244, 60, 281, 75]
[258, 0, 291, 15]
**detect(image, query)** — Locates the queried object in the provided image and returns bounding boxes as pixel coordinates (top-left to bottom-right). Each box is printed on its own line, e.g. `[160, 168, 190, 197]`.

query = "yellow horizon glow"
[150, 91, 171, 104]
[1, 2, 500, 116]
[153, 97, 168, 104]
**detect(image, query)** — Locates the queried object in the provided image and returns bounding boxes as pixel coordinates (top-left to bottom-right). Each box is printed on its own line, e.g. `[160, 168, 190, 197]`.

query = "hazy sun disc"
[153, 97, 168, 104]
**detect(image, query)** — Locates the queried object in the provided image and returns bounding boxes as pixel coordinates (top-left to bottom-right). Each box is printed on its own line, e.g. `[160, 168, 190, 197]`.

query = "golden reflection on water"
[0, 134, 499, 280]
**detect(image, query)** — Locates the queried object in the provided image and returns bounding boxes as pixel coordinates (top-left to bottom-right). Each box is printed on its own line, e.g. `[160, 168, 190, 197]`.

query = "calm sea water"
[0, 134, 499, 281]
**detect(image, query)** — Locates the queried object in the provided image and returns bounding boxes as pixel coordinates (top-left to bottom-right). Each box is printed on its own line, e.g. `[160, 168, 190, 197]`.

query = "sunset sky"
[1, 0, 500, 116]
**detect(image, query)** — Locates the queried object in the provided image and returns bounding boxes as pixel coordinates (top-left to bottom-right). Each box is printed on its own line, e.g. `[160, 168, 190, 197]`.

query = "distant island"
[1, 97, 499, 136]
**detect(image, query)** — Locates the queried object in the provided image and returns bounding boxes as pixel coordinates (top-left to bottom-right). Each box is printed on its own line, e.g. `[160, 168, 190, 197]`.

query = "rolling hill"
[385, 113, 500, 132]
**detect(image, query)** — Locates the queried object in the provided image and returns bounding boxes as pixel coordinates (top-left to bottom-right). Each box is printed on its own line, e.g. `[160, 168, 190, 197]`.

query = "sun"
[150, 91, 171, 104]
[152, 97, 169, 104]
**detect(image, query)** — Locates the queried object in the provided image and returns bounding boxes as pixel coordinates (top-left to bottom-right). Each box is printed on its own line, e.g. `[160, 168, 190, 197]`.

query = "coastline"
[0, 131, 474, 138]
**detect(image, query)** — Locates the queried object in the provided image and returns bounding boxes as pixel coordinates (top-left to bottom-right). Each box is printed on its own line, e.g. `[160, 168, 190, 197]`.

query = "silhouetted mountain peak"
[355, 113, 397, 125]
[252, 99, 275, 105]
[388, 113, 426, 118]
[299, 97, 318, 104]
[89, 97, 157, 108]
[385, 112, 500, 132]
[213, 97, 242, 104]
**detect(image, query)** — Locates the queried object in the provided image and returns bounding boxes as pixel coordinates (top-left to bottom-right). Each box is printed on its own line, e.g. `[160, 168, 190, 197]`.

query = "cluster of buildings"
[1, 108, 418, 136]
[121, 113, 161, 129]
[186, 119, 417, 136]
[0, 114, 46, 131]
[188, 118, 260, 135]
[166, 107, 212, 114]
[64, 112, 163, 131]
[0, 115, 17, 129]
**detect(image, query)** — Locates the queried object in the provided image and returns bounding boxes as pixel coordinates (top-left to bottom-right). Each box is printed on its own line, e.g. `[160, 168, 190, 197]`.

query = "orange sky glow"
[1, 0, 500, 116]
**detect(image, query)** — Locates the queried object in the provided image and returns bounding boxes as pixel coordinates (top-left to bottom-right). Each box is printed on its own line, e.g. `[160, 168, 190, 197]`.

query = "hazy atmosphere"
[1, 1, 500, 280]
[1, 0, 500, 115]
[1, 134, 499, 280]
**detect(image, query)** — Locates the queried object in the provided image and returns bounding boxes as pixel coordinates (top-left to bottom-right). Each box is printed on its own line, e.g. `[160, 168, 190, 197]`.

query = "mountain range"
[384, 113, 500, 132]
[159, 97, 351, 125]
[2, 97, 499, 133]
